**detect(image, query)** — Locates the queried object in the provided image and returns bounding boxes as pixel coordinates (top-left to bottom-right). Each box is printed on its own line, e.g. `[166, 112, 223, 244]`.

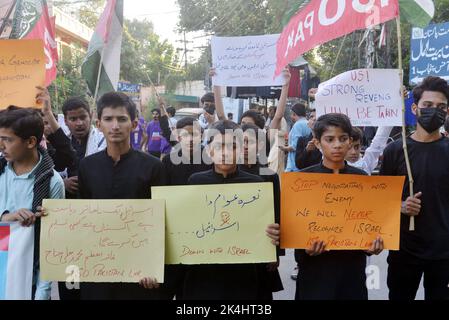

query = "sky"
[123, 0, 209, 62]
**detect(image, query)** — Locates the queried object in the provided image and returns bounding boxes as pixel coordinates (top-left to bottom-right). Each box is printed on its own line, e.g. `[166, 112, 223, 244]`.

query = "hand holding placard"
[281, 173, 405, 250]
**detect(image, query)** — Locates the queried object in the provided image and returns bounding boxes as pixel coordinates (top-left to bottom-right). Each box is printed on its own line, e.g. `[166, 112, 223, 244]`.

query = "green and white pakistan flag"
[399, 0, 435, 27]
[81, 0, 123, 99]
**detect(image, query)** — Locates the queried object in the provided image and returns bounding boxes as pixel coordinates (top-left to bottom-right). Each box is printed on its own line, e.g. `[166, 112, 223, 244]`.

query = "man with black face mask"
[380, 76, 449, 300]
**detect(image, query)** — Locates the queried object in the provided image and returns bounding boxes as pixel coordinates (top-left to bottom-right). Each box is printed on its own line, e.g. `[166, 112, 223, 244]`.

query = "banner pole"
[396, 16, 415, 231]
[0, 0, 17, 37]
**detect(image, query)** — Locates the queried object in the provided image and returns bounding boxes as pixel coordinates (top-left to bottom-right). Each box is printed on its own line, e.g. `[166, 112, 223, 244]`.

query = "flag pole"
[146, 74, 167, 114]
[0, 0, 17, 37]
[93, 45, 106, 103]
[396, 16, 415, 231]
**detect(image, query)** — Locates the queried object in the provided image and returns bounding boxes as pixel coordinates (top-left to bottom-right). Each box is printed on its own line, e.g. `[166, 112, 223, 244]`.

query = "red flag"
[24, 4, 58, 86]
[275, 0, 399, 77]
[10, 1, 58, 86]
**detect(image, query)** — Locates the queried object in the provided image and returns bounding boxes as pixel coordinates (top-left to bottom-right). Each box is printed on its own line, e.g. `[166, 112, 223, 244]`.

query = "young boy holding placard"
[182, 120, 280, 299]
[295, 113, 384, 300]
[0, 107, 65, 300]
[77, 92, 164, 299]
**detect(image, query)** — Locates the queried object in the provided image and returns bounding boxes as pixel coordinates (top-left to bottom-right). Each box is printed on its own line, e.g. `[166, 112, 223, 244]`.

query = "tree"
[48, 44, 90, 111]
[120, 19, 180, 90]
[177, 0, 449, 86]
[77, 0, 106, 29]
[176, 0, 308, 36]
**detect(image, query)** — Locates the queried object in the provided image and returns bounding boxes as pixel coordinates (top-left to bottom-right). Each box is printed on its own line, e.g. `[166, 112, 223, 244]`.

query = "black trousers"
[58, 282, 81, 300]
[295, 251, 368, 300]
[387, 250, 449, 300]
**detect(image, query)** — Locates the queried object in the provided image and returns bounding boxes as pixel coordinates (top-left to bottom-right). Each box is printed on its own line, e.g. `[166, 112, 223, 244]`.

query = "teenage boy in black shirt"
[78, 92, 163, 299]
[159, 116, 212, 299]
[183, 120, 280, 299]
[239, 123, 284, 299]
[380, 76, 449, 300]
[162, 117, 211, 185]
[296, 114, 384, 300]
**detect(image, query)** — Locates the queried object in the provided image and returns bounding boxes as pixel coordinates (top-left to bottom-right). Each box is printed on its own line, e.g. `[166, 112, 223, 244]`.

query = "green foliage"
[77, 0, 106, 29]
[177, 0, 449, 87]
[120, 19, 180, 90]
[48, 45, 90, 112]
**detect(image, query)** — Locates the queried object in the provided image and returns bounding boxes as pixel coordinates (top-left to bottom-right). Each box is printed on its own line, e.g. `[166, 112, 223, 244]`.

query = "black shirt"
[380, 136, 449, 260]
[78, 149, 165, 199]
[295, 133, 322, 170]
[46, 128, 76, 172]
[68, 136, 87, 178]
[240, 163, 284, 295]
[77, 148, 165, 300]
[183, 167, 270, 300]
[295, 162, 369, 300]
[162, 148, 212, 185]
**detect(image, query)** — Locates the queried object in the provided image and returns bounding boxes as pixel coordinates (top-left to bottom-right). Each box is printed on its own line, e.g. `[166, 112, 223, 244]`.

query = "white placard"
[211, 34, 285, 87]
[315, 69, 402, 127]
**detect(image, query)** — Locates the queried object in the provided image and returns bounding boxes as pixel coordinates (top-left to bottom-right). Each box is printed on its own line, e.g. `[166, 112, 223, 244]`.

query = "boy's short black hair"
[176, 116, 197, 129]
[151, 108, 161, 114]
[208, 120, 241, 145]
[413, 76, 449, 104]
[242, 123, 263, 140]
[351, 127, 364, 142]
[291, 103, 307, 117]
[97, 92, 137, 121]
[0, 106, 44, 144]
[201, 92, 215, 104]
[62, 97, 90, 116]
[166, 106, 176, 117]
[313, 113, 353, 141]
[241, 110, 265, 130]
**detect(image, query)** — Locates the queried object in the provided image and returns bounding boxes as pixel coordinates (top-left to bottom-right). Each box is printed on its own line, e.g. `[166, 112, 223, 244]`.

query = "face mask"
[417, 108, 446, 133]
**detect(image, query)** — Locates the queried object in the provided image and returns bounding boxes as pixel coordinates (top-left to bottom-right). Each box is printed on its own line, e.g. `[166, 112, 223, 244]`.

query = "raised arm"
[157, 95, 177, 146]
[361, 126, 394, 174]
[210, 68, 226, 121]
[270, 68, 291, 130]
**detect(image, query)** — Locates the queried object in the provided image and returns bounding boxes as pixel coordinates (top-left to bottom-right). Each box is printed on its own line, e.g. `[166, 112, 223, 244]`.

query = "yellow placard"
[40, 199, 165, 283]
[152, 183, 277, 264]
[0, 39, 45, 109]
[281, 173, 405, 250]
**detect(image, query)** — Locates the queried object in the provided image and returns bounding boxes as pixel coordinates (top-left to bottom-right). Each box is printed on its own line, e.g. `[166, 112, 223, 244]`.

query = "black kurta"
[162, 148, 212, 186]
[182, 167, 275, 300]
[295, 133, 322, 170]
[240, 163, 284, 298]
[78, 148, 165, 300]
[295, 162, 369, 300]
[160, 149, 212, 299]
[46, 127, 76, 172]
